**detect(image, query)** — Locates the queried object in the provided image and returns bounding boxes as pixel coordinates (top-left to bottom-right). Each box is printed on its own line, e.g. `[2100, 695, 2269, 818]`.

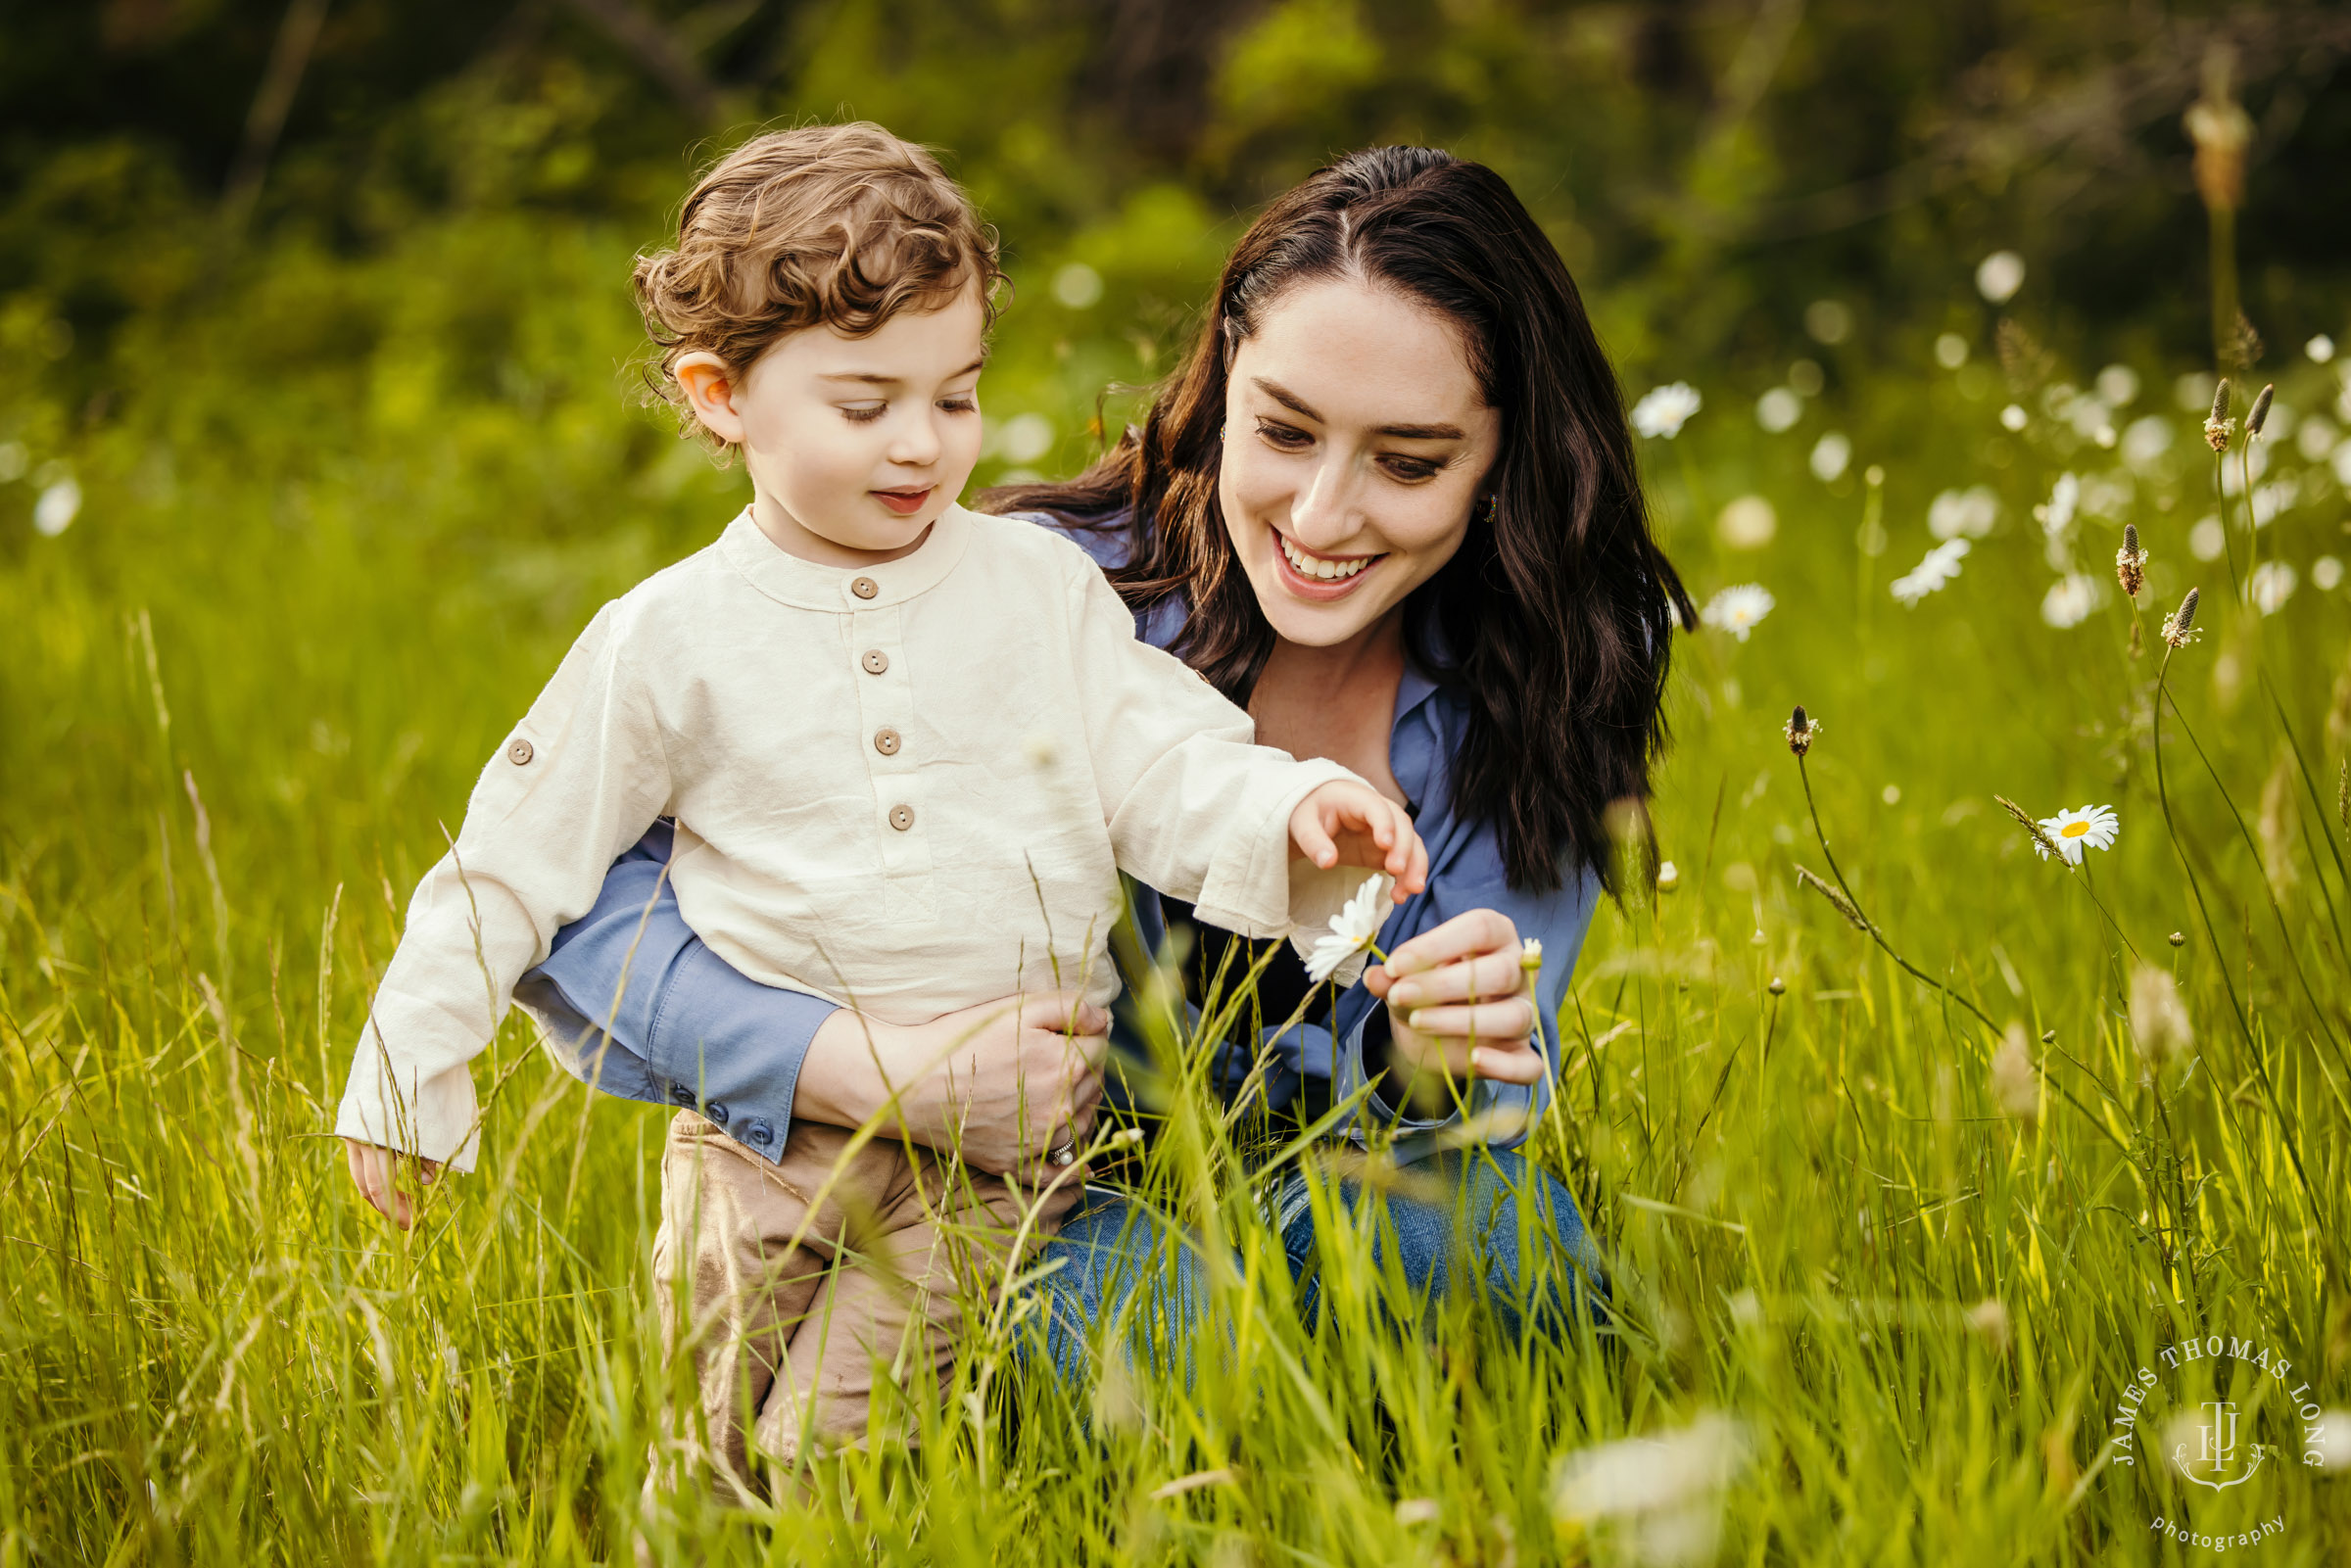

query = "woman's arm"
[523, 829, 1110, 1178]
[518, 826, 833, 1159]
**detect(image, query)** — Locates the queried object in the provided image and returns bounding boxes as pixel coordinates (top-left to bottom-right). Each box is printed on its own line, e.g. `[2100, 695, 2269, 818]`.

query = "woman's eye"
[1253, 418, 1312, 450]
[1381, 456, 1442, 483]
[840, 404, 888, 424]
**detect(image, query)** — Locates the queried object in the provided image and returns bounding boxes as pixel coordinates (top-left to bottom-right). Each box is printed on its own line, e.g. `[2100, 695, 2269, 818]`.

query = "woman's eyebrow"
[1249, 377, 1462, 441]
[1250, 376, 1321, 421]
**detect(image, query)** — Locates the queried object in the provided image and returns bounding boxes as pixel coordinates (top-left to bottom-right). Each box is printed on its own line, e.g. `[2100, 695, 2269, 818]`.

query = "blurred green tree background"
[7, 0, 2351, 928]
[9, 0, 2351, 446]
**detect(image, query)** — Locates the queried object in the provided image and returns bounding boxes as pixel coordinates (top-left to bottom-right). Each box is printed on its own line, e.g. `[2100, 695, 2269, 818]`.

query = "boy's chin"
[804, 499, 943, 553]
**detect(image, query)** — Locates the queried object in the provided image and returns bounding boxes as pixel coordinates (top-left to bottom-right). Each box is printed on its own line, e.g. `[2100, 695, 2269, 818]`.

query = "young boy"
[335, 123, 1423, 1496]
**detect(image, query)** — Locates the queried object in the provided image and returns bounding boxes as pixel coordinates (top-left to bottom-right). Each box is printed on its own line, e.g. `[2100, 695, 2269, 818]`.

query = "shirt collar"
[717, 502, 974, 612]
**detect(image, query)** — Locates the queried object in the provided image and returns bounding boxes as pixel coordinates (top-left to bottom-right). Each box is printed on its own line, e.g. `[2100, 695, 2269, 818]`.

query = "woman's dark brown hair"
[989, 146, 1691, 894]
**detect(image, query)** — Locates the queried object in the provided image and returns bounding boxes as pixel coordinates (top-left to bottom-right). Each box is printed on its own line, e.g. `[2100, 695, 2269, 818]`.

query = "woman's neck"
[1249, 608, 1410, 805]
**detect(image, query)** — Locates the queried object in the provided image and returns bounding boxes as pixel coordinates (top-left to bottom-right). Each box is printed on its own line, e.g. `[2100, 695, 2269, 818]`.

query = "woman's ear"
[675, 352, 745, 446]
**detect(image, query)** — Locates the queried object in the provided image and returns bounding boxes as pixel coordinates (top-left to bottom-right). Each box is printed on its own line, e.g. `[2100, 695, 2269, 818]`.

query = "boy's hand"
[1288, 781, 1427, 901]
[344, 1138, 442, 1230]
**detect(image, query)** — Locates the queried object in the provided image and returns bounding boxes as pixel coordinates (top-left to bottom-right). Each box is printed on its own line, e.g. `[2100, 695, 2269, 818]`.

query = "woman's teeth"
[1279, 535, 1375, 581]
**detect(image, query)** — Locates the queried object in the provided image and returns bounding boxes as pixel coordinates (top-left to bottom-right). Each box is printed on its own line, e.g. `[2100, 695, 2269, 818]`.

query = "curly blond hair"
[633, 122, 1001, 451]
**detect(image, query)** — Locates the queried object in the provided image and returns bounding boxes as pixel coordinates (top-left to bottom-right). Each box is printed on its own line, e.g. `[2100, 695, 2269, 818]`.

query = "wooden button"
[888, 804, 915, 832]
[874, 727, 901, 756]
[850, 576, 879, 599]
[861, 649, 888, 675]
[506, 738, 534, 766]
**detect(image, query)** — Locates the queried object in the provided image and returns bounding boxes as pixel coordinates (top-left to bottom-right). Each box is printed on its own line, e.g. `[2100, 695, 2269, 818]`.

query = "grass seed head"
[1967, 1296, 2013, 1353]
[2161, 587, 2202, 647]
[1994, 794, 2065, 860]
[2115, 524, 2146, 598]
[2129, 966, 2194, 1069]
[1991, 1026, 2039, 1123]
[2248, 382, 2275, 437]
[1795, 865, 1868, 931]
[2185, 50, 2253, 211]
[1784, 704, 1819, 757]
[2204, 378, 2234, 451]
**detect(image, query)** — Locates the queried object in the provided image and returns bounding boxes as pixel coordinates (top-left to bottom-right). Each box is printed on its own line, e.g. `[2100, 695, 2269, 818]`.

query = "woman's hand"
[1289, 781, 1428, 899]
[344, 1138, 442, 1230]
[1362, 908, 1546, 1112]
[798, 992, 1110, 1183]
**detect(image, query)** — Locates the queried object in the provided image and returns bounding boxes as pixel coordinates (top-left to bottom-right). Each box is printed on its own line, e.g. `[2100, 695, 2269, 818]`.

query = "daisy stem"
[2067, 856, 2142, 967]
[1795, 754, 1999, 1035]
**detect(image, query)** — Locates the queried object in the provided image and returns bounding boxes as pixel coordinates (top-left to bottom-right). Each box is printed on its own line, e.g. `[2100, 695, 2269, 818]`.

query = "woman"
[521, 144, 1687, 1363]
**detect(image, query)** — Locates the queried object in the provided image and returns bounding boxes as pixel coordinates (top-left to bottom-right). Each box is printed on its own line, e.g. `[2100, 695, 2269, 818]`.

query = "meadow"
[4, 150, 2351, 1566]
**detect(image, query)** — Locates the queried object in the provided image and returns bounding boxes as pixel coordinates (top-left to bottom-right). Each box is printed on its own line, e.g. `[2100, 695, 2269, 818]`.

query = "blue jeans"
[1027, 1149, 1606, 1387]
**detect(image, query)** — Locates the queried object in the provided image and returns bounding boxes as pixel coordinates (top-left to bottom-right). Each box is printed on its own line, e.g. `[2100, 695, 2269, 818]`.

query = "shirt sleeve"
[514, 826, 838, 1164]
[334, 604, 676, 1171]
[1065, 562, 1362, 939]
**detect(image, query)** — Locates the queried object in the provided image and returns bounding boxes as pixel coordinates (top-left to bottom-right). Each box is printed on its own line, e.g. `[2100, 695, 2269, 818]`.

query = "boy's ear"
[675, 352, 745, 446]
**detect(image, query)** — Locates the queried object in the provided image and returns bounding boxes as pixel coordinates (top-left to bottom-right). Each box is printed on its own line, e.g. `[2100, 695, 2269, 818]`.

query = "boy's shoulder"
[599, 515, 757, 623]
[960, 505, 1121, 598]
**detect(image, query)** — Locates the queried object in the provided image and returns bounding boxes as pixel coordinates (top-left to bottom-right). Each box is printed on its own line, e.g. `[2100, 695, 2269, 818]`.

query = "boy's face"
[679, 287, 988, 567]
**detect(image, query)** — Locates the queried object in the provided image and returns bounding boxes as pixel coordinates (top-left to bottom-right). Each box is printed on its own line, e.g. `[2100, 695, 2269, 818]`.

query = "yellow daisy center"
[2061, 821, 2090, 837]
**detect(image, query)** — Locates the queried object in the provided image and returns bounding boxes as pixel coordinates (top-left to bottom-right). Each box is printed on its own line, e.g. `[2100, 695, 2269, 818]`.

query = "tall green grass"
[3, 200, 2350, 1563]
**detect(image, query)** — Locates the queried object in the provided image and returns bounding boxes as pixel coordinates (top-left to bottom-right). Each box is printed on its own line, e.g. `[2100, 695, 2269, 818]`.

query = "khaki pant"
[648, 1111, 1078, 1498]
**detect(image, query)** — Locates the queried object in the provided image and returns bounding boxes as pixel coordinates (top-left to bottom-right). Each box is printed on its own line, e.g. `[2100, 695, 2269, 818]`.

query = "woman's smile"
[1273, 529, 1387, 597]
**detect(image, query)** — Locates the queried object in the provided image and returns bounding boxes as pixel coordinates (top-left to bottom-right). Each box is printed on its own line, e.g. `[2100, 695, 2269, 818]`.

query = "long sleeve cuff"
[1190, 758, 1360, 937]
[523, 934, 835, 1166]
[334, 1013, 485, 1171]
[634, 941, 830, 1162]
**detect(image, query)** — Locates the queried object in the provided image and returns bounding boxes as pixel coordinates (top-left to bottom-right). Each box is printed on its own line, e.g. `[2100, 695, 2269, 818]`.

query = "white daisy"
[2039, 573, 2103, 629]
[1891, 539, 1971, 605]
[1631, 382, 1703, 440]
[2248, 559, 2297, 615]
[2042, 472, 2079, 535]
[2035, 804, 2120, 866]
[1303, 874, 1393, 985]
[1700, 584, 1775, 641]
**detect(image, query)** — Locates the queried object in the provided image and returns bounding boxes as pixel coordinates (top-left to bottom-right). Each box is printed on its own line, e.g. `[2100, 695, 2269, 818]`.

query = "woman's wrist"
[788, 1008, 907, 1131]
[1375, 1013, 1461, 1120]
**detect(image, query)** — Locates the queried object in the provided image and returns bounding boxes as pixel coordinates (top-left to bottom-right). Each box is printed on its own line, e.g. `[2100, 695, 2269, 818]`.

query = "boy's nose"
[888, 412, 944, 468]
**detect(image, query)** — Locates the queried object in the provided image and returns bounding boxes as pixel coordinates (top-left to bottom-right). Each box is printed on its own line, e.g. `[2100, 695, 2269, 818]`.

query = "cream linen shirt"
[336, 504, 1362, 1169]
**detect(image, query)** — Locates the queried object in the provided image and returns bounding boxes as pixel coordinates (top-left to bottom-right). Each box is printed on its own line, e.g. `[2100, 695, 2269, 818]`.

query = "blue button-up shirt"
[519, 512, 1601, 1164]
